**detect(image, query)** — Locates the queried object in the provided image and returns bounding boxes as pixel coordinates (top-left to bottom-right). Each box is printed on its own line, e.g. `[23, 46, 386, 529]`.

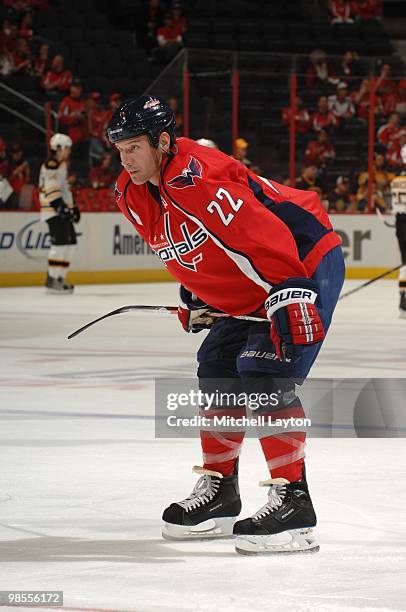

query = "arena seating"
[1, 0, 403, 201]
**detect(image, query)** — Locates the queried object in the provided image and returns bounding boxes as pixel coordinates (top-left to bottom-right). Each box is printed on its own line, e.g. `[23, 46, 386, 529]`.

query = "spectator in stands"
[306, 49, 339, 91]
[140, 0, 165, 57]
[41, 53, 72, 94]
[376, 63, 398, 98]
[387, 132, 406, 171]
[282, 97, 311, 135]
[89, 153, 115, 189]
[58, 80, 87, 144]
[4, 0, 32, 12]
[87, 92, 108, 165]
[295, 164, 324, 197]
[351, 0, 382, 20]
[337, 50, 361, 88]
[383, 79, 406, 117]
[328, 83, 356, 121]
[4, 0, 49, 12]
[374, 151, 396, 192]
[396, 80, 406, 117]
[330, 0, 353, 23]
[172, 5, 187, 35]
[0, 182, 14, 209]
[2, 19, 20, 53]
[0, 35, 14, 77]
[1, 19, 19, 51]
[7, 143, 30, 209]
[305, 130, 336, 167]
[313, 95, 340, 133]
[327, 176, 356, 212]
[0, 138, 9, 178]
[0, 138, 12, 209]
[19, 11, 34, 40]
[357, 152, 395, 209]
[109, 92, 121, 112]
[167, 96, 183, 134]
[233, 137, 251, 168]
[155, 13, 183, 63]
[10, 36, 32, 74]
[377, 112, 401, 148]
[33, 41, 49, 77]
[103, 93, 121, 146]
[351, 78, 383, 121]
[356, 180, 385, 212]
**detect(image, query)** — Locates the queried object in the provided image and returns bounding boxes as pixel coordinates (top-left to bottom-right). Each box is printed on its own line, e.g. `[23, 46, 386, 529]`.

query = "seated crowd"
[278, 47, 405, 213]
[0, 0, 187, 87]
[1, 1, 404, 214]
[329, 0, 383, 24]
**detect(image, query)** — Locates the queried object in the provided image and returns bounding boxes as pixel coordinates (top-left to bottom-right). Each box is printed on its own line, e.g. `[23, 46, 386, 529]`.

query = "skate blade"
[46, 288, 64, 295]
[162, 517, 237, 541]
[399, 310, 406, 319]
[46, 287, 74, 295]
[235, 528, 320, 555]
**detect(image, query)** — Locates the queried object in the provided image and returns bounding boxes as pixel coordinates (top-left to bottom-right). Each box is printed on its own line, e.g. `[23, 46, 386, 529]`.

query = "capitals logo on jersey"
[154, 212, 208, 271]
[167, 156, 202, 189]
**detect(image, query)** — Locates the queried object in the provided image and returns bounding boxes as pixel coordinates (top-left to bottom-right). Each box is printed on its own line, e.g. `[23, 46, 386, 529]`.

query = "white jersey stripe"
[166, 197, 272, 293]
[128, 207, 143, 226]
[259, 176, 281, 194]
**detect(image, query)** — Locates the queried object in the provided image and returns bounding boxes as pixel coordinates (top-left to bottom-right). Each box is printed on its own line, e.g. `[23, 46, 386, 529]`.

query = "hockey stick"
[67, 263, 402, 338]
[67, 305, 266, 339]
[339, 264, 402, 300]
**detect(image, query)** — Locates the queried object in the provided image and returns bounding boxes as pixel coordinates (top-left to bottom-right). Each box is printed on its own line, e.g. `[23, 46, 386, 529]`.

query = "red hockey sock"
[258, 403, 306, 482]
[200, 407, 245, 476]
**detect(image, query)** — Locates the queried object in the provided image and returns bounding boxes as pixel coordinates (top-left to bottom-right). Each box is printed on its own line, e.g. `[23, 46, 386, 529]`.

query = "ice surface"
[0, 280, 405, 612]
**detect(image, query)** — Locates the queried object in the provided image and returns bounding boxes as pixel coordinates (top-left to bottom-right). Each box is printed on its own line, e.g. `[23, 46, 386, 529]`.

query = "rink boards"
[0, 212, 400, 286]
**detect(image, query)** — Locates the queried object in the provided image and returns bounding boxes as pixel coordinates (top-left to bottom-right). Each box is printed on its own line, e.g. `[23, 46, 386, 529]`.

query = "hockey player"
[39, 133, 80, 293]
[107, 96, 345, 554]
[390, 144, 406, 317]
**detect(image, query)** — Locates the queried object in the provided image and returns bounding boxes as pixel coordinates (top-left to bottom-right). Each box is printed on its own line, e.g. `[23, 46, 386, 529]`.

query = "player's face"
[115, 136, 161, 185]
[56, 146, 71, 162]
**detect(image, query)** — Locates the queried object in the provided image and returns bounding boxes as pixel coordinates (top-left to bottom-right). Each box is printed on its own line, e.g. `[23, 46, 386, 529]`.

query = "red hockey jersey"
[115, 138, 341, 316]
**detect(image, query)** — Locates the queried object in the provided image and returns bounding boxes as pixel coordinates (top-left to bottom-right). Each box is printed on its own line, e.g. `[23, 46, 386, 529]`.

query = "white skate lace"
[252, 484, 287, 520]
[177, 475, 220, 512]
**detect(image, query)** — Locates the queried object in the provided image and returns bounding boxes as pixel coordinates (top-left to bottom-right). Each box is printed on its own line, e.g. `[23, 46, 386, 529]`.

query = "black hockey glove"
[177, 285, 216, 333]
[70, 205, 81, 224]
[52, 197, 70, 218]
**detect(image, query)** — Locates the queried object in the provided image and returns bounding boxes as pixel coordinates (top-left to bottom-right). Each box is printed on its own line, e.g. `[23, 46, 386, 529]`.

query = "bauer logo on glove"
[265, 278, 325, 362]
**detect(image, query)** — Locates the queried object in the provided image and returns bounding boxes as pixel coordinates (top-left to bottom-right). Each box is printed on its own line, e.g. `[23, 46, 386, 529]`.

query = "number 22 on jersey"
[207, 188, 243, 226]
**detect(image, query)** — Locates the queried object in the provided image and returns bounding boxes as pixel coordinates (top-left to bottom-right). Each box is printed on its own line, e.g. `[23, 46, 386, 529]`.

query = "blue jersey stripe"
[247, 176, 332, 261]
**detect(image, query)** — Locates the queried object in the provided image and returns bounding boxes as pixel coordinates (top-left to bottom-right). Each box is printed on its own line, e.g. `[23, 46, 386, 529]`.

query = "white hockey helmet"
[196, 138, 218, 149]
[50, 133, 73, 150]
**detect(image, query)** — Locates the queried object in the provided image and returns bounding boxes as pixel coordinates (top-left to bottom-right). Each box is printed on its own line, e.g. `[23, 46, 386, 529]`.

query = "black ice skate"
[45, 274, 74, 294]
[233, 474, 319, 555]
[399, 291, 406, 319]
[162, 465, 241, 540]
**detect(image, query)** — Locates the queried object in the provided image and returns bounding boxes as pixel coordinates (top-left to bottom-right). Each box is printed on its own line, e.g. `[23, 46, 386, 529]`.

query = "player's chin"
[129, 174, 147, 185]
